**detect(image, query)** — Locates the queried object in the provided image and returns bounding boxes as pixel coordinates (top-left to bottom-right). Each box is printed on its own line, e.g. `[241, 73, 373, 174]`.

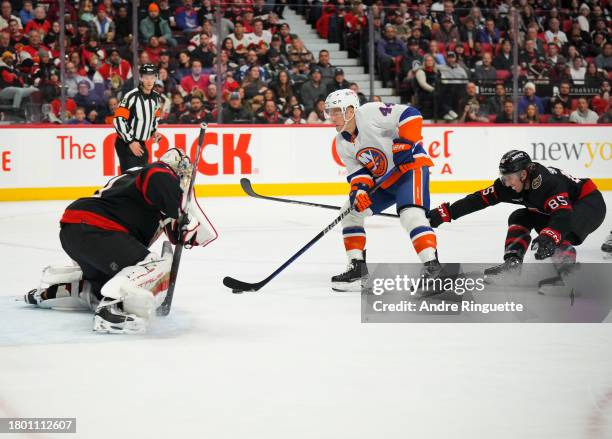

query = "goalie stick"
[157, 122, 208, 316]
[240, 178, 400, 218]
[223, 168, 399, 293]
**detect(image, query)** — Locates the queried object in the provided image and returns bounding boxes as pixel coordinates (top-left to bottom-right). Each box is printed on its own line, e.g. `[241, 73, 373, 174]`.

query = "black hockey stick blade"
[240, 178, 399, 218]
[223, 276, 265, 293]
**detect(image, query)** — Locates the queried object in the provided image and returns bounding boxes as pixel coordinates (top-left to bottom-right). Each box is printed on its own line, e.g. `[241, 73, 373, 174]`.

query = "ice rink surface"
[1, 193, 612, 439]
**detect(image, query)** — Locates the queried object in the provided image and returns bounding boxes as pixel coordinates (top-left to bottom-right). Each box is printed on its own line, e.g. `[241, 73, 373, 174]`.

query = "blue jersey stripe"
[346, 167, 371, 183]
[409, 225, 433, 239]
[343, 226, 366, 235]
[399, 106, 422, 123]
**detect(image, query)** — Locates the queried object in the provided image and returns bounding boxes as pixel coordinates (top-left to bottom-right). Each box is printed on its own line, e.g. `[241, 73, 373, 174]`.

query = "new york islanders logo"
[356, 147, 388, 177]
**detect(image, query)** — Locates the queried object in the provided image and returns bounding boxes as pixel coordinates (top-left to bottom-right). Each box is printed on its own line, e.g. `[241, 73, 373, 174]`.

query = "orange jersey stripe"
[344, 236, 366, 251]
[414, 167, 422, 205]
[398, 117, 423, 144]
[381, 157, 433, 189]
[412, 233, 437, 254]
[351, 176, 374, 188]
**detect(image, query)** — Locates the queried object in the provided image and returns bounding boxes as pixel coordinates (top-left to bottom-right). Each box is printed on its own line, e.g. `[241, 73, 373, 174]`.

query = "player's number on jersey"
[547, 195, 568, 211]
[379, 103, 395, 116]
[481, 186, 495, 196]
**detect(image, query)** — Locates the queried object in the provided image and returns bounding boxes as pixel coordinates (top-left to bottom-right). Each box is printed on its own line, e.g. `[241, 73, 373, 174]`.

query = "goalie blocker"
[24, 149, 218, 334]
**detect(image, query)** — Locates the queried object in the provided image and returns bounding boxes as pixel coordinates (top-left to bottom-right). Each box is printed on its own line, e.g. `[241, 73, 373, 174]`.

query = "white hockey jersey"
[335, 102, 433, 185]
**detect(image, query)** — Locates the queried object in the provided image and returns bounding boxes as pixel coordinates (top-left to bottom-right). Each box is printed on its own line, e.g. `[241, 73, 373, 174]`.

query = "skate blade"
[93, 316, 147, 334]
[483, 271, 522, 286]
[331, 279, 365, 292]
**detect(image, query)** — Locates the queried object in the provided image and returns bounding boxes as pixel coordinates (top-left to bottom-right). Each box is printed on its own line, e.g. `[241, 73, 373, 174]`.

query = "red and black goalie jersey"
[446, 162, 598, 239]
[60, 163, 182, 246]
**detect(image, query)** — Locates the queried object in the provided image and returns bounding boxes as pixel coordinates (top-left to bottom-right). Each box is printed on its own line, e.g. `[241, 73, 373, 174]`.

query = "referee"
[113, 64, 162, 172]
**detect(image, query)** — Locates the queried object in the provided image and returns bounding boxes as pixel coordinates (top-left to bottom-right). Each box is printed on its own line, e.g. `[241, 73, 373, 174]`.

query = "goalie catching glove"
[163, 187, 217, 248]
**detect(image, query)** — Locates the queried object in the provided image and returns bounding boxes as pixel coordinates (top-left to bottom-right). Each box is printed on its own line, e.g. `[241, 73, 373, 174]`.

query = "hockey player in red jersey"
[24, 149, 217, 333]
[428, 150, 606, 274]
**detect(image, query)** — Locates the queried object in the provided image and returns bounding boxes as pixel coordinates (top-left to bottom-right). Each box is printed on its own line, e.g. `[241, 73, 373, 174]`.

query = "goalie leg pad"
[100, 250, 172, 319]
[26, 264, 95, 310]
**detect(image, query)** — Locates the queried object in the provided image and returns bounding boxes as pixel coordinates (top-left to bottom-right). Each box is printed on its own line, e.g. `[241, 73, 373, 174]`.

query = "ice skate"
[331, 258, 368, 292]
[602, 232, 612, 259]
[421, 259, 443, 280]
[484, 256, 522, 283]
[93, 298, 147, 334]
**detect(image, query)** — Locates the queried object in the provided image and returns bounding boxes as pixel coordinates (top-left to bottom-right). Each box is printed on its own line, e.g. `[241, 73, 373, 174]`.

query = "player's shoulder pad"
[354, 103, 370, 118]
[490, 177, 515, 199]
[530, 162, 564, 193]
[142, 162, 180, 183]
[398, 105, 422, 123]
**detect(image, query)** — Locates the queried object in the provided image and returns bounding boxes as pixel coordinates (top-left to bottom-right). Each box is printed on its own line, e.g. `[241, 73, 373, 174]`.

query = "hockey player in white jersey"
[326, 89, 441, 291]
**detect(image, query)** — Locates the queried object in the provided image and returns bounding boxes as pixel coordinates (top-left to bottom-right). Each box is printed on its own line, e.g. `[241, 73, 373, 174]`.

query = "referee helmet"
[139, 63, 158, 76]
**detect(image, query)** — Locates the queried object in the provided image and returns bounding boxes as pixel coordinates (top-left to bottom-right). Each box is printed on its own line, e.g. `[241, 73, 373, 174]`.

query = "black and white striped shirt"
[113, 87, 161, 143]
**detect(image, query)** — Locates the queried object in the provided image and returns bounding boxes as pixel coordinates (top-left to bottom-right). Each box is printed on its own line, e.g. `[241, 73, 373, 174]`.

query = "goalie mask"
[159, 148, 193, 191]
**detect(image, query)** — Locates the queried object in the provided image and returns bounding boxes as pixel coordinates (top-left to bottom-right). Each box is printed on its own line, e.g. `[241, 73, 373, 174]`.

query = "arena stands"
[0, 0, 609, 124]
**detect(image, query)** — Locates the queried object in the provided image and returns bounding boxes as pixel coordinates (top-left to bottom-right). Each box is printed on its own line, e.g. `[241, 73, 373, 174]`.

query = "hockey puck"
[232, 289, 244, 294]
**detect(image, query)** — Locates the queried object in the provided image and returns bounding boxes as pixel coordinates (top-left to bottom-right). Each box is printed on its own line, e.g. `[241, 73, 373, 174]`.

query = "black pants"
[60, 223, 150, 299]
[114, 137, 148, 173]
[508, 191, 607, 246]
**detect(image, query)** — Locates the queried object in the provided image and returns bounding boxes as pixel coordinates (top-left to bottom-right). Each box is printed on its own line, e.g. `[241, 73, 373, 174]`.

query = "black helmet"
[499, 150, 532, 174]
[139, 63, 158, 76]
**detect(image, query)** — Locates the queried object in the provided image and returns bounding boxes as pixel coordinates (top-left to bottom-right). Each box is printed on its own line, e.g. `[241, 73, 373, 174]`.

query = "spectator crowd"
[0, 0, 610, 124]
[307, 0, 611, 123]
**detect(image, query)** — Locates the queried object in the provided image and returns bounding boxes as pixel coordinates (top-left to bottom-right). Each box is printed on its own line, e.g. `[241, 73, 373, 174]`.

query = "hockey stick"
[157, 122, 208, 316]
[223, 168, 399, 293]
[240, 178, 400, 218]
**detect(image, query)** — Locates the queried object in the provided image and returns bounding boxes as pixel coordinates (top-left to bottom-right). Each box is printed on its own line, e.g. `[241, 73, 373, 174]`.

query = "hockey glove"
[349, 176, 374, 212]
[392, 138, 416, 173]
[428, 202, 451, 228]
[531, 229, 560, 260]
[163, 191, 218, 248]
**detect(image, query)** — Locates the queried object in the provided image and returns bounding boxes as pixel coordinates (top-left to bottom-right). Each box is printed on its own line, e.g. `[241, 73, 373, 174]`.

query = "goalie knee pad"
[100, 249, 172, 319]
[399, 207, 437, 263]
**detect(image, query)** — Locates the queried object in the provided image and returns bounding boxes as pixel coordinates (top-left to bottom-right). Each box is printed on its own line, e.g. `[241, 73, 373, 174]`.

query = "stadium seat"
[571, 99, 579, 110]
[496, 70, 511, 81]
